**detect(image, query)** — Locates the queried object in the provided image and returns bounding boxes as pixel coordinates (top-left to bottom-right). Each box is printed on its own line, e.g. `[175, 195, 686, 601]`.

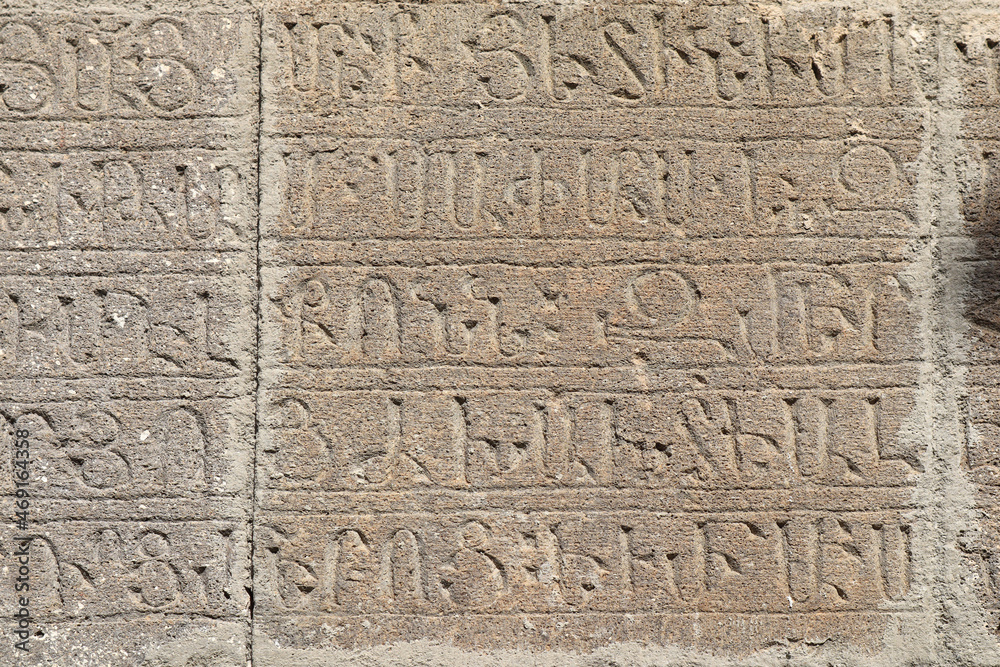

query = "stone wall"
[0, 0, 998, 665]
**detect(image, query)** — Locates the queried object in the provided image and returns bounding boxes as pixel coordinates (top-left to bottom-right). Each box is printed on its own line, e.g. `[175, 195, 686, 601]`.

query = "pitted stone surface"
[0, 9, 258, 666]
[1, 1, 1000, 666]
[255, 0, 931, 660]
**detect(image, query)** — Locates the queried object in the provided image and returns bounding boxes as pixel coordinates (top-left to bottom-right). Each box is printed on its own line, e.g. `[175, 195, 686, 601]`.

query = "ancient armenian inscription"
[0, 12, 257, 664]
[257, 2, 927, 655]
[4, 0, 1000, 663]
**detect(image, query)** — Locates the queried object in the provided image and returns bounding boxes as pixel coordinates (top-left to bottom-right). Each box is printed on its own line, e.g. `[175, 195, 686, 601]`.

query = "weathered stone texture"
[0, 9, 258, 666]
[255, 1, 936, 664]
[2, 0, 1000, 665]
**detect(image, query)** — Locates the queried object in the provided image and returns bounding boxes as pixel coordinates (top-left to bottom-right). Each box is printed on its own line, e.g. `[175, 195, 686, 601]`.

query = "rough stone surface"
[1, 0, 1000, 665]
[0, 8, 258, 666]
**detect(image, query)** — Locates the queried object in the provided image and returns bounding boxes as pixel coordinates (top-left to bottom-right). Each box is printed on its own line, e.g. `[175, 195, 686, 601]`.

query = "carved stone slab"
[0, 9, 257, 663]
[256, 1, 933, 660]
[3, 1, 1000, 665]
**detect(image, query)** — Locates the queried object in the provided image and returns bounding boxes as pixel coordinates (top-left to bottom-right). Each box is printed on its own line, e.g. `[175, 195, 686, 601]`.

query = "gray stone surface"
[1, 0, 1000, 665]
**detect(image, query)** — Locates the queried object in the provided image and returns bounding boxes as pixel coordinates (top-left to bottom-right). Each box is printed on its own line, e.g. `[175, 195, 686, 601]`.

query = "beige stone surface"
[255, 1, 936, 663]
[1, 0, 1000, 665]
[0, 8, 258, 666]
